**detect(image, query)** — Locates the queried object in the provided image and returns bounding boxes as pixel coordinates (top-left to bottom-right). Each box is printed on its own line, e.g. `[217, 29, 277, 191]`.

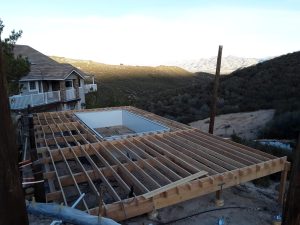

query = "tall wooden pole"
[0, 33, 29, 224]
[283, 135, 300, 225]
[209, 45, 223, 206]
[209, 45, 223, 134]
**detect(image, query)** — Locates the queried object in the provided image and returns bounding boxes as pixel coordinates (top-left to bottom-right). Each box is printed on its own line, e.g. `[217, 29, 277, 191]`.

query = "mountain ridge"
[51, 55, 266, 74]
[167, 56, 264, 73]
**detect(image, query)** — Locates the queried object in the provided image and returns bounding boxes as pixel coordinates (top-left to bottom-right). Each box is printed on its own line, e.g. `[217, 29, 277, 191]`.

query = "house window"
[65, 80, 73, 88]
[29, 81, 37, 90]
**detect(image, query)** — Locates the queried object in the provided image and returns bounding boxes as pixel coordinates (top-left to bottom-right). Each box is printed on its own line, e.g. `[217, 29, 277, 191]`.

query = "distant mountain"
[50, 56, 192, 77]
[169, 56, 263, 73]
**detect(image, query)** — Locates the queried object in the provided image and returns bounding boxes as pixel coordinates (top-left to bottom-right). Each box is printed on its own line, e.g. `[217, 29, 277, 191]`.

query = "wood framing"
[31, 106, 288, 221]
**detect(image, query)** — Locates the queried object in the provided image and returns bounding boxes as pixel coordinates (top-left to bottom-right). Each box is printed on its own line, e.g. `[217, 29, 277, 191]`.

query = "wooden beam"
[96, 142, 149, 194]
[142, 137, 200, 174]
[107, 142, 161, 190]
[152, 135, 219, 174]
[163, 133, 232, 172]
[142, 170, 208, 199]
[175, 132, 246, 168]
[192, 129, 271, 162]
[89, 157, 286, 221]
[133, 139, 190, 177]
[124, 139, 181, 182]
[65, 122, 131, 195]
[38, 115, 68, 206]
[194, 129, 276, 160]
[116, 142, 172, 185]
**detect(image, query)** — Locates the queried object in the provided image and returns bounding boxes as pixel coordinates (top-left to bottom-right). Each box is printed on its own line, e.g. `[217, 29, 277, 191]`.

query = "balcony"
[65, 88, 76, 101]
[9, 91, 61, 110]
[9, 84, 96, 110]
[84, 84, 97, 93]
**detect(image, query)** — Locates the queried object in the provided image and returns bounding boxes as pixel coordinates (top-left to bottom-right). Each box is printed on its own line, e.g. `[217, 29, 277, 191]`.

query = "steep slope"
[141, 51, 300, 123]
[220, 51, 300, 113]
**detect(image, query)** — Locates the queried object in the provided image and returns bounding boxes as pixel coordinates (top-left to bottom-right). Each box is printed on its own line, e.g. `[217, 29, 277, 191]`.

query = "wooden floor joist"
[31, 106, 289, 221]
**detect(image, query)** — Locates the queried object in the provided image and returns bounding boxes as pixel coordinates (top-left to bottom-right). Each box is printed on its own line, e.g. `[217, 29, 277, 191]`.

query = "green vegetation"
[231, 134, 293, 162]
[259, 110, 300, 140]
[53, 51, 300, 140]
[140, 51, 300, 124]
[52, 56, 207, 108]
[231, 134, 293, 186]
[0, 19, 30, 95]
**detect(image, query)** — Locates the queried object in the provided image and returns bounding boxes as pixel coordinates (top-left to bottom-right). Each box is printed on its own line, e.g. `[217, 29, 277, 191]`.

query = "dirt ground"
[189, 109, 275, 140]
[124, 181, 282, 225]
[28, 181, 282, 225]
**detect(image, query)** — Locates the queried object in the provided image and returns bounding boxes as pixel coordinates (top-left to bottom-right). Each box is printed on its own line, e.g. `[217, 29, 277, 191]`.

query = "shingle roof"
[14, 45, 87, 81]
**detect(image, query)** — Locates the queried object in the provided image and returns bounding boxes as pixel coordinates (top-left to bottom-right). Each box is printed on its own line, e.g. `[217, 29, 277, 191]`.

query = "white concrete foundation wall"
[122, 110, 168, 133]
[75, 110, 123, 128]
[75, 110, 169, 140]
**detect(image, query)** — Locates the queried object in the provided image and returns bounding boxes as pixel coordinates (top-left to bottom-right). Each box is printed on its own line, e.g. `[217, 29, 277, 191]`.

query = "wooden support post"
[208, 45, 223, 134]
[215, 188, 224, 207]
[278, 162, 289, 205]
[283, 135, 300, 225]
[208, 45, 223, 205]
[0, 29, 29, 225]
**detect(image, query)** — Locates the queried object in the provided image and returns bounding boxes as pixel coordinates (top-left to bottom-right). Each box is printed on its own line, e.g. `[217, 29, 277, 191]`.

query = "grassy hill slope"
[51, 56, 206, 107]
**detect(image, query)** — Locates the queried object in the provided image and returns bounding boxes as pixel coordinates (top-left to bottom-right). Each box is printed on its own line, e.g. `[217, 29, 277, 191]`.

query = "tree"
[0, 19, 29, 225]
[0, 19, 30, 95]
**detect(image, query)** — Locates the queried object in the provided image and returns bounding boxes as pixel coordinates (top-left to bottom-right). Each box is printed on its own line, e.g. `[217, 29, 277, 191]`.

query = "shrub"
[259, 110, 300, 139]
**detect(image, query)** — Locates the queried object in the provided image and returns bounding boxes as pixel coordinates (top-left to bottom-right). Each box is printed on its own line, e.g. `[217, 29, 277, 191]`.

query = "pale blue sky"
[1, 0, 300, 65]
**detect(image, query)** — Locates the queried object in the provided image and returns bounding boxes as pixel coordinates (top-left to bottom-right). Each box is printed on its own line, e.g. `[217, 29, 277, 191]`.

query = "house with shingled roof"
[9, 45, 97, 111]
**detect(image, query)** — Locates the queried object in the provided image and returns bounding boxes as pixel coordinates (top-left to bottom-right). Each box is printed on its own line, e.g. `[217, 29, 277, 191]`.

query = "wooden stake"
[283, 135, 300, 225]
[0, 32, 29, 224]
[209, 45, 223, 134]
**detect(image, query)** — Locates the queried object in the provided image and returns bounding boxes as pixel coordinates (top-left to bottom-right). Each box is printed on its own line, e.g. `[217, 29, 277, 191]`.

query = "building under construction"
[29, 106, 289, 221]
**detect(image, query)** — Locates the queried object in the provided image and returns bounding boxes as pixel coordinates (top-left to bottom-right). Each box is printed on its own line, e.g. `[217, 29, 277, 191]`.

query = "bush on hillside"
[259, 110, 300, 139]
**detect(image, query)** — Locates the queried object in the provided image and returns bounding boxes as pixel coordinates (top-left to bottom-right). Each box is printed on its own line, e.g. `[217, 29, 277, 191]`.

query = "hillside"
[139, 51, 300, 126]
[219, 51, 300, 113]
[51, 51, 300, 138]
[168, 56, 261, 73]
[190, 109, 275, 139]
[51, 56, 208, 107]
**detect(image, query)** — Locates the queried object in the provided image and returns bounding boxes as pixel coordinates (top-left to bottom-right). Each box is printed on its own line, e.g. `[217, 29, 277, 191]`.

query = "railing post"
[58, 91, 61, 101]
[44, 92, 47, 104]
[30, 94, 33, 107]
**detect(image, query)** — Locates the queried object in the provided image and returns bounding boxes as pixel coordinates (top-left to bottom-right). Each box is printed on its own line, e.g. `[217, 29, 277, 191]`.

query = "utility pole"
[0, 30, 29, 224]
[209, 45, 223, 134]
[283, 135, 300, 225]
[209, 45, 223, 207]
